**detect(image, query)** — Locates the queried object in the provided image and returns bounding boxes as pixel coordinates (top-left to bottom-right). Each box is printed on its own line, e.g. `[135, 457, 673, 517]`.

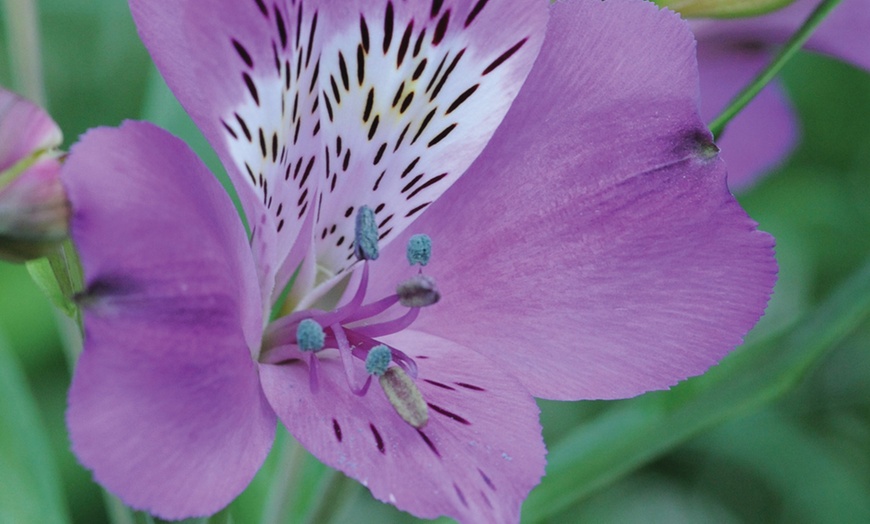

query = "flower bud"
[0, 89, 68, 262]
[654, 0, 794, 18]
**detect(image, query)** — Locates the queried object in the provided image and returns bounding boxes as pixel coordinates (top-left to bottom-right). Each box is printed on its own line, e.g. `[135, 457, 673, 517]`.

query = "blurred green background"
[2, 1, 870, 523]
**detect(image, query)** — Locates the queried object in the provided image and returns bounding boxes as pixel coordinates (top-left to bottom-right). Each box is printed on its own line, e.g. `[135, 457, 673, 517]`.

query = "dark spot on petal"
[432, 10, 450, 46]
[232, 39, 254, 68]
[408, 172, 447, 200]
[479, 468, 496, 491]
[332, 418, 342, 442]
[370, 423, 386, 454]
[455, 382, 485, 392]
[383, 2, 394, 54]
[417, 429, 440, 458]
[454, 483, 468, 507]
[483, 38, 527, 76]
[423, 379, 456, 391]
[428, 402, 471, 425]
[465, 0, 489, 28]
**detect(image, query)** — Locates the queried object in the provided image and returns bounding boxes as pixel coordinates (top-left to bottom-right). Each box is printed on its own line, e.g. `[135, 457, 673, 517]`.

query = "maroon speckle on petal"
[417, 429, 440, 458]
[478, 468, 496, 491]
[482, 37, 527, 76]
[370, 423, 386, 454]
[332, 418, 343, 442]
[465, 0, 489, 27]
[423, 378, 455, 391]
[428, 402, 471, 425]
[455, 382, 485, 392]
[453, 483, 468, 508]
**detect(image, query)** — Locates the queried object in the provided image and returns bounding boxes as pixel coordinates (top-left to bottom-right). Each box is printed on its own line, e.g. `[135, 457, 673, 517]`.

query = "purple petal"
[305, 1, 548, 275]
[696, 41, 798, 189]
[260, 330, 546, 522]
[131, 0, 549, 293]
[130, 0, 325, 299]
[0, 88, 62, 172]
[63, 122, 274, 519]
[367, 0, 777, 400]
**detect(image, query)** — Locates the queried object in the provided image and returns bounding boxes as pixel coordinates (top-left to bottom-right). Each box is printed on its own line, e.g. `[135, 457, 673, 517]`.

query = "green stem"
[708, 0, 844, 139]
[2, 0, 46, 105]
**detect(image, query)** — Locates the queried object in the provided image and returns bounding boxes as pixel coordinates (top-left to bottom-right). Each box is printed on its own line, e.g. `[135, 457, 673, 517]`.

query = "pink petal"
[367, 0, 777, 400]
[260, 330, 546, 522]
[130, 0, 325, 299]
[0, 88, 62, 172]
[0, 155, 67, 261]
[305, 0, 547, 275]
[63, 122, 274, 519]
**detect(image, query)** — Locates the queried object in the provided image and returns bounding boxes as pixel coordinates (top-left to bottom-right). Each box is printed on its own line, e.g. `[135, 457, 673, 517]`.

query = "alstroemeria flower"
[63, 0, 776, 521]
[692, 0, 870, 189]
[0, 88, 67, 262]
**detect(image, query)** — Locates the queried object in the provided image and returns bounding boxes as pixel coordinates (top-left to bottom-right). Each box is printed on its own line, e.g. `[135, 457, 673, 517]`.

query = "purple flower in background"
[0, 88, 67, 261]
[693, 0, 870, 189]
[63, 0, 776, 521]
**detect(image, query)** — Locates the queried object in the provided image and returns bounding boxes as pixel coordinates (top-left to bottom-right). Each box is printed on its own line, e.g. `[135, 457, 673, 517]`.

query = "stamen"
[365, 344, 392, 376]
[396, 274, 440, 307]
[307, 353, 321, 394]
[406, 234, 432, 266]
[353, 307, 420, 338]
[296, 319, 325, 352]
[332, 323, 371, 396]
[379, 367, 429, 429]
[345, 331, 419, 378]
[354, 205, 379, 260]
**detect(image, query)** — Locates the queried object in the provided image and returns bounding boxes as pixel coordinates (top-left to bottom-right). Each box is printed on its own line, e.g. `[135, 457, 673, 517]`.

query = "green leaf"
[687, 413, 870, 522]
[0, 333, 70, 524]
[523, 260, 870, 521]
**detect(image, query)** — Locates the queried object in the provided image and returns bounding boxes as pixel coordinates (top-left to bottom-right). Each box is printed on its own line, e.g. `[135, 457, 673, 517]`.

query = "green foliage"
[0, 336, 70, 524]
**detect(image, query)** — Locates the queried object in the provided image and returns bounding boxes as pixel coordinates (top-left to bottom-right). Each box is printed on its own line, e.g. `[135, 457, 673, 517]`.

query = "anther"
[296, 319, 325, 352]
[365, 344, 392, 376]
[397, 274, 440, 307]
[354, 205, 379, 260]
[379, 367, 429, 429]
[406, 234, 432, 266]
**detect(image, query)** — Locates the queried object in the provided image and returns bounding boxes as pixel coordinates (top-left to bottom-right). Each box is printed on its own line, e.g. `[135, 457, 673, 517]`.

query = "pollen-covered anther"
[379, 366, 428, 429]
[296, 319, 326, 352]
[354, 205, 379, 261]
[365, 344, 392, 376]
[396, 274, 440, 308]
[406, 234, 432, 266]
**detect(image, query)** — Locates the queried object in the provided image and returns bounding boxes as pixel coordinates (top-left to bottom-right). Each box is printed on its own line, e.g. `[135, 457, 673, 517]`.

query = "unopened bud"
[654, 0, 793, 18]
[0, 89, 67, 262]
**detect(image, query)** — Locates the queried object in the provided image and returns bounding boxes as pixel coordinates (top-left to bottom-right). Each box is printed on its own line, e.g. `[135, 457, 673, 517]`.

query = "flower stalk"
[708, 0, 844, 138]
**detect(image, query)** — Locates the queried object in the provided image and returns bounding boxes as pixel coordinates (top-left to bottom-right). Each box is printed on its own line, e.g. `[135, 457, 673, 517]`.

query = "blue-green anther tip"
[406, 234, 432, 266]
[366, 345, 392, 376]
[296, 319, 325, 352]
[354, 206, 379, 261]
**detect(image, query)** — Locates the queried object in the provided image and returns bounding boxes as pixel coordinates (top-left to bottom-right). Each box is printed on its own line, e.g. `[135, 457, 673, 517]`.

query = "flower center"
[260, 208, 436, 427]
